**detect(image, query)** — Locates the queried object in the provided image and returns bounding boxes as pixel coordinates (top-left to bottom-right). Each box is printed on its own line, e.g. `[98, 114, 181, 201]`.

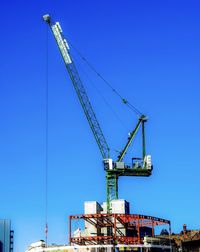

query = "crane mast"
[43, 14, 153, 213]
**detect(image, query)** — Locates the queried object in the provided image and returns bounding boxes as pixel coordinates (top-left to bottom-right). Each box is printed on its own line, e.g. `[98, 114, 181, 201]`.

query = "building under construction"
[26, 200, 172, 252]
[70, 200, 171, 246]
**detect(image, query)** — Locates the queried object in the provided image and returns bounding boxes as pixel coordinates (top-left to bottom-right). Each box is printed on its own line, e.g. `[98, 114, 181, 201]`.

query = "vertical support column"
[142, 121, 146, 160]
[114, 214, 117, 243]
[137, 217, 140, 244]
[152, 221, 155, 237]
[69, 216, 72, 245]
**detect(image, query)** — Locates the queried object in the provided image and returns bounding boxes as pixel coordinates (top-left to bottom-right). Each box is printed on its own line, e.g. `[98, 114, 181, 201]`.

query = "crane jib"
[43, 14, 110, 159]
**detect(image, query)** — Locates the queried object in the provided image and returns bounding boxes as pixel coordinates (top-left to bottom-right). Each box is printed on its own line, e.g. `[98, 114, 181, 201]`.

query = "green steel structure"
[43, 14, 153, 212]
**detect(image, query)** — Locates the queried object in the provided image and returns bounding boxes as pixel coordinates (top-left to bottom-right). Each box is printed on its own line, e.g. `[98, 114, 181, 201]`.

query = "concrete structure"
[83, 202, 103, 237]
[100, 200, 130, 214]
[110, 200, 130, 214]
[84, 202, 103, 215]
[83, 200, 130, 237]
[84, 200, 129, 215]
[0, 220, 14, 252]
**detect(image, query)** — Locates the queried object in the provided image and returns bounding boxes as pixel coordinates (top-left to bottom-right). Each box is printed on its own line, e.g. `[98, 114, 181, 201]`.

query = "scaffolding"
[69, 214, 171, 245]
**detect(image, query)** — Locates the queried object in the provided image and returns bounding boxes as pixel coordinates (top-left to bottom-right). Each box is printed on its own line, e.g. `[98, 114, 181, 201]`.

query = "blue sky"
[0, 1, 200, 251]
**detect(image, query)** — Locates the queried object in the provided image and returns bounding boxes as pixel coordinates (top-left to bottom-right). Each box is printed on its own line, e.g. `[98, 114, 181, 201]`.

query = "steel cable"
[68, 41, 143, 117]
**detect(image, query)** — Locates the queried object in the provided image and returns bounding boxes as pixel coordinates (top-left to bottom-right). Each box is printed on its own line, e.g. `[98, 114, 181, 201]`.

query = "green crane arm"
[117, 115, 147, 162]
[43, 14, 110, 159]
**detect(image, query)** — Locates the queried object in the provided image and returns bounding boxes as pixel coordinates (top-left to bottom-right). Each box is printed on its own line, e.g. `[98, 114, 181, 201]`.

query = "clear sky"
[0, 1, 200, 251]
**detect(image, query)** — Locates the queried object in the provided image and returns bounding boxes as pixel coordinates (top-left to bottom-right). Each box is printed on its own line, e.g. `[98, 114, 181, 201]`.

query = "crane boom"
[43, 14, 109, 159]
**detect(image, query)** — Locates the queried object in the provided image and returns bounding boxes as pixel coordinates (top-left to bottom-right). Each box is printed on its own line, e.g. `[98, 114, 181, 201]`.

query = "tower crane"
[43, 14, 153, 212]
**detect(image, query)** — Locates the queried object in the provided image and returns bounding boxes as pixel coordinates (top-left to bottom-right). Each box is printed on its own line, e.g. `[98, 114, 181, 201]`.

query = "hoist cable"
[68, 41, 143, 117]
[45, 25, 49, 247]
